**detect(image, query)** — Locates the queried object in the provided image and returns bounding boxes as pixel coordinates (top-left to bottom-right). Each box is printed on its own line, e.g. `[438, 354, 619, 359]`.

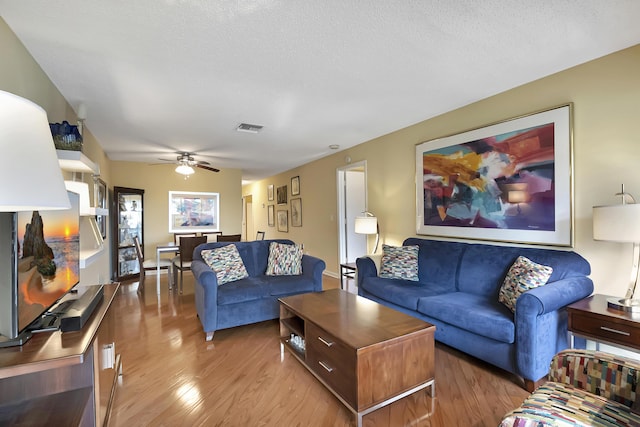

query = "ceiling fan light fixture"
[175, 164, 195, 175]
[236, 123, 263, 133]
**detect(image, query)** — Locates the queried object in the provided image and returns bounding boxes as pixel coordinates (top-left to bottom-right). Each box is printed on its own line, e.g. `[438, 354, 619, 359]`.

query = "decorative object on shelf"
[291, 176, 300, 196]
[277, 185, 287, 205]
[355, 211, 379, 254]
[0, 90, 71, 347]
[593, 184, 640, 312]
[76, 102, 87, 138]
[291, 198, 302, 227]
[49, 120, 83, 151]
[94, 177, 107, 239]
[415, 103, 573, 247]
[277, 210, 288, 232]
[168, 191, 220, 233]
[268, 184, 274, 201]
[268, 205, 275, 227]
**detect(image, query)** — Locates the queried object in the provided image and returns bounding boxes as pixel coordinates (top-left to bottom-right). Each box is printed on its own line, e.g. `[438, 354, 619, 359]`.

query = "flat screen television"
[0, 190, 79, 346]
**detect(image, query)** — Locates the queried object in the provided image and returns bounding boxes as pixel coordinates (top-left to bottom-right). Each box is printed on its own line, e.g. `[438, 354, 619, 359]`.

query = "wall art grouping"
[415, 104, 573, 247]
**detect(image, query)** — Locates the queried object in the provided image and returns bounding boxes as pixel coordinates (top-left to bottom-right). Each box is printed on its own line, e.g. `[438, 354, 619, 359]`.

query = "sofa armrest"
[191, 259, 220, 333]
[514, 276, 594, 383]
[549, 349, 640, 409]
[302, 255, 326, 291]
[356, 256, 378, 287]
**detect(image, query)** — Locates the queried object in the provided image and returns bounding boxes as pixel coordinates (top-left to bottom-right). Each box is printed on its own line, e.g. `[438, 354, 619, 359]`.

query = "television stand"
[0, 283, 120, 427]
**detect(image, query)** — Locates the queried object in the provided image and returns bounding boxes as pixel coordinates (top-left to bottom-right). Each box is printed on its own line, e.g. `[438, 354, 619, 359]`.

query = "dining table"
[156, 243, 179, 293]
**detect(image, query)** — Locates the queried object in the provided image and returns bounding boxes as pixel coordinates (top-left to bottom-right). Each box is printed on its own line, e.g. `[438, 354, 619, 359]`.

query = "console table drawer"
[570, 312, 640, 348]
[306, 323, 356, 405]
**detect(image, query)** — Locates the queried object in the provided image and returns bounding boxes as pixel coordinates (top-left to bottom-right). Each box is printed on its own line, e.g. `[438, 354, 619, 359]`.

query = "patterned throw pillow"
[201, 244, 249, 285]
[499, 256, 553, 313]
[379, 244, 419, 281]
[266, 242, 303, 276]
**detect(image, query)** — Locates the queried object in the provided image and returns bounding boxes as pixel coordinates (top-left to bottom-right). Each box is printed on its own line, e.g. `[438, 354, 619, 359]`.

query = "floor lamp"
[593, 185, 640, 312]
[0, 90, 71, 346]
[354, 211, 379, 254]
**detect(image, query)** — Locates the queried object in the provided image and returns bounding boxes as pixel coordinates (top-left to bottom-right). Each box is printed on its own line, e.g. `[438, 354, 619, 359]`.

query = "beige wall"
[0, 18, 111, 285]
[245, 44, 640, 299]
[110, 162, 243, 256]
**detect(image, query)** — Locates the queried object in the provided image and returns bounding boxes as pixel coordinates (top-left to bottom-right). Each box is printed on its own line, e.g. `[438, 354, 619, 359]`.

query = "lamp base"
[607, 297, 640, 312]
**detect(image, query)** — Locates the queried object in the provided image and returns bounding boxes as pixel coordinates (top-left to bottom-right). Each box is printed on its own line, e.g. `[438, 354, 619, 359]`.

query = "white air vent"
[236, 123, 263, 133]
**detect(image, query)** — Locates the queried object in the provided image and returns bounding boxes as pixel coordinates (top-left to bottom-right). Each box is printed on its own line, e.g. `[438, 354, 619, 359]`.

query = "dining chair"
[134, 235, 173, 290]
[171, 235, 207, 293]
[255, 231, 265, 240]
[173, 232, 197, 245]
[217, 234, 242, 242]
[202, 231, 223, 242]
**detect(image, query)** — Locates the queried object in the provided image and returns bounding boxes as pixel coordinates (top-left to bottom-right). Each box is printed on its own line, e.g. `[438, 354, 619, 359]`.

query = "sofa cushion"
[379, 244, 419, 281]
[201, 244, 249, 285]
[262, 275, 318, 296]
[418, 292, 515, 343]
[499, 256, 553, 313]
[217, 277, 270, 305]
[361, 276, 452, 311]
[266, 242, 303, 275]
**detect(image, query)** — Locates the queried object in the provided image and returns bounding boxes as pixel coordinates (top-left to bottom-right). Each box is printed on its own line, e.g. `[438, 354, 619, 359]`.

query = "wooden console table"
[0, 283, 121, 427]
[279, 289, 435, 427]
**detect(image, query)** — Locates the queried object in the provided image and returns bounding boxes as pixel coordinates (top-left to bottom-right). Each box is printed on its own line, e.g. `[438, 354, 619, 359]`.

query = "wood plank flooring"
[109, 274, 528, 427]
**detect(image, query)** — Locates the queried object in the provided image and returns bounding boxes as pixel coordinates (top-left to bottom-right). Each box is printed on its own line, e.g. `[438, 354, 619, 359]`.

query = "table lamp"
[354, 211, 379, 254]
[0, 90, 70, 346]
[593, 184, 640, 312]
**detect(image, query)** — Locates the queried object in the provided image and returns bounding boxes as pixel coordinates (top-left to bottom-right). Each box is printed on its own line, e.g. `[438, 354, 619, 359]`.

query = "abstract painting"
[415, 104, 573, 246]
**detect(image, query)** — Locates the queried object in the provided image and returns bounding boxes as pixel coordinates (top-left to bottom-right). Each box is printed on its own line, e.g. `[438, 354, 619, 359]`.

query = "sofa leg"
[205, 331, 214, 342]
[524, 376, 547, 392]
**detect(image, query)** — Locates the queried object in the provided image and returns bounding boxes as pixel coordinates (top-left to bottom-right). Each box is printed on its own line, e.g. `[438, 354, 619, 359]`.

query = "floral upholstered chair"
[501, 349, 640, 426]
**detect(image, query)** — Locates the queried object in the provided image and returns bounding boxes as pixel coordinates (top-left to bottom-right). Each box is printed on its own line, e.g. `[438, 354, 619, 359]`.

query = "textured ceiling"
[2, 1, 640, 181]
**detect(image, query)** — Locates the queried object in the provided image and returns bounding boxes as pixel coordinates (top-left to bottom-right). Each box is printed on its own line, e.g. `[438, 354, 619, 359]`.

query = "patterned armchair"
[501, 349, 640, 426]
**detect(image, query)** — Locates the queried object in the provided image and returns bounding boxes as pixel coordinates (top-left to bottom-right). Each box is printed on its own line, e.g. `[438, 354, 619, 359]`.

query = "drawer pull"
[318, 361, 334, 372]
[600, 326, 631, 336]
[317, 336, 334, 347]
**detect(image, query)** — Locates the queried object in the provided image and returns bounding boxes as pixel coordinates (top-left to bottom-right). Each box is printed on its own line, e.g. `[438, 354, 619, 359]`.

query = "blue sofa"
[356, 237, 593, 391]
[192, 239, 325, 341]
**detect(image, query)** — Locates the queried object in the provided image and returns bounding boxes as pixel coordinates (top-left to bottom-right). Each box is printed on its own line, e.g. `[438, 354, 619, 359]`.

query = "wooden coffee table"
[279, 289, 435, 427]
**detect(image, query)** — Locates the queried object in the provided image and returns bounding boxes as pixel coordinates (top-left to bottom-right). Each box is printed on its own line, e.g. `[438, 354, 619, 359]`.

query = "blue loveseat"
[192, 239, 325, 341]
[356, 237, 593, 391]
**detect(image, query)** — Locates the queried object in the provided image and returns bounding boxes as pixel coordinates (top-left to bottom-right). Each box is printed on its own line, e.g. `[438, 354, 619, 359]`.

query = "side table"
[339, 262, 357, 291]
[567, 294, 640, 352]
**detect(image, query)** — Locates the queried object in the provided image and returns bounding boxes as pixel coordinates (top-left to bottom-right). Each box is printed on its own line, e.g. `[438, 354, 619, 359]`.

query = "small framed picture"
[277, 210, 288, 232]
[291, 198, 302, 227]
[268, 184, 274, 201]
[277, 185, 288, 204]
[291, 176, 300, 196]
[268, 205, 275, 227]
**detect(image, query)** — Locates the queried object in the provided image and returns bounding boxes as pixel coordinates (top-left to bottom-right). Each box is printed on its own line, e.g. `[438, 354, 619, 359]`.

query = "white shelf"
[80, 247, 104, 268]
[89, 207, 109, 216]
[57, 150, 100, 175]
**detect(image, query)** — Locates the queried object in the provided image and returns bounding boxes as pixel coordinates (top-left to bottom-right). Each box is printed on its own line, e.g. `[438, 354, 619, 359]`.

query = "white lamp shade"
[354, 216, 378, 235]
[0, 90, 70, 211]
[175, 164, 195, 175]
[593, 204, 640, 242]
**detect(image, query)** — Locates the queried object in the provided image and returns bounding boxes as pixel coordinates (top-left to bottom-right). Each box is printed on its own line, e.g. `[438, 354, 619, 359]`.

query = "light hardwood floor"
[109, 273, 528, 427]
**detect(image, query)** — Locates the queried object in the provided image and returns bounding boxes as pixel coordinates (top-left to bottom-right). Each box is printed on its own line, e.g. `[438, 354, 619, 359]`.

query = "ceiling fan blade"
[195, 164, 220, 172]
[157, 157, 177, 162]
[194, 160, 211, 166]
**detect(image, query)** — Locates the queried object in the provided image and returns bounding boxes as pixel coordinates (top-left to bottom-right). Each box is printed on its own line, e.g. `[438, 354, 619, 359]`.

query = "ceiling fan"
[157, 152, 220, 176]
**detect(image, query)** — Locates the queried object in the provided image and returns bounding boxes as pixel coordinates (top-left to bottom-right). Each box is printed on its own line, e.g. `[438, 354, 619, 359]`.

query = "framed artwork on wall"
[94, 178, 108, 239]
[168, 191, 220, 233]
[277, 185, 288, 204]
[268, 184, 274, 201]
[268, 205, 275, 227]
[291, 198, 302, 227]
[415, 103, 573, 247]
[277, 209, 288, 232]
[291, 176, 300, 196]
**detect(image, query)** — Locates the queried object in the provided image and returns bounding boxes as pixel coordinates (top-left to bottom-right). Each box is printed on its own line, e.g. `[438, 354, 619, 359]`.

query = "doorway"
[337, 161, 368, 264]
[242, 195, 253, 241]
